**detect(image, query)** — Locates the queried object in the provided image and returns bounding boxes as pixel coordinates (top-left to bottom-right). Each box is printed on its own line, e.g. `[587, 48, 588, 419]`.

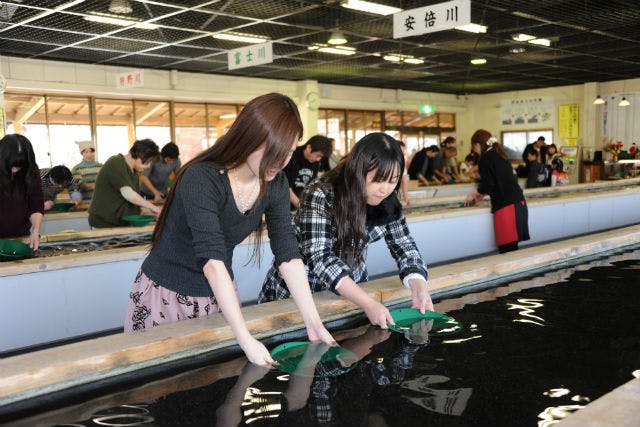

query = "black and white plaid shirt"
[258, 182, 427, 302]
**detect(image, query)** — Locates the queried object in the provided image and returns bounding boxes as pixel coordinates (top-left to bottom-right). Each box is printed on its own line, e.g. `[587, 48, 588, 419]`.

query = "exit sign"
[420, 104, 434, 114]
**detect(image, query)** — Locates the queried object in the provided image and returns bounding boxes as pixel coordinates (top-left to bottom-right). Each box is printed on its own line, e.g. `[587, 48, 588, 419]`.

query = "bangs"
[368, 155, 401, 182]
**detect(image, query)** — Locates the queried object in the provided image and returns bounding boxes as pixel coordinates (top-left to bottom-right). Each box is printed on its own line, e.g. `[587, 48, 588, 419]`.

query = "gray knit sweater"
[142, 162, 300, 297]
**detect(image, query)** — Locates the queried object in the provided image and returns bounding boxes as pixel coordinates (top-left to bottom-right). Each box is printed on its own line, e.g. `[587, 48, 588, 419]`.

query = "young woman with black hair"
[0, 134, 44, 248]
[259, 132, 433, 328]
[465, 129, 530, 253]
[124, 93, 336, 366]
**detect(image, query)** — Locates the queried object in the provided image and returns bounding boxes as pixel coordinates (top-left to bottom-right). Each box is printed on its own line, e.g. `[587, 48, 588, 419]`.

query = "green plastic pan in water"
[387, 308, 463, 337]
[122, 214, 156, 227]
[270, 341, 358, 378]
[0, 239, 35, 260]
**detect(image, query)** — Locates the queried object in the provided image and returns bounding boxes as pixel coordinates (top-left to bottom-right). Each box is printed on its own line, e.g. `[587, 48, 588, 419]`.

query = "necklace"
[232, 168, 258, 214]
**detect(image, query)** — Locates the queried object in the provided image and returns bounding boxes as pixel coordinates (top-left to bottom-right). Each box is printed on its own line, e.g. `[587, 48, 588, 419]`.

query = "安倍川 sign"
[393, 0, 470, 39]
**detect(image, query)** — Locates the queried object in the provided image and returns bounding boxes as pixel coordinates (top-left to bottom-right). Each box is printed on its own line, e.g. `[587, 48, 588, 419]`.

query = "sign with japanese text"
[500, 96, 554, 127]
[558, 104, 579, 140]
[116, 69, 144, 88]
[393, 0, 470, 39]
[228, 42, 273, 70]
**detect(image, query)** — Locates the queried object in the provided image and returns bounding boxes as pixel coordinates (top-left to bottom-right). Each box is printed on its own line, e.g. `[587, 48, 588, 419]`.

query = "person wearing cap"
[71, 140, 102, 201]
[139, 142, 181, 202]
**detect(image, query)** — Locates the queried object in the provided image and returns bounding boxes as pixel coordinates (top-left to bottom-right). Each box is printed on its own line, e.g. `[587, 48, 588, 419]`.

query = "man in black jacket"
[284, 135, 333, 209]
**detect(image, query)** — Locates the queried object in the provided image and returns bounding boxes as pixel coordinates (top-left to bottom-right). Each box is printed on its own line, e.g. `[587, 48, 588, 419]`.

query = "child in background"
[550, 158, 570, 186]
[459, 153, 480, 182]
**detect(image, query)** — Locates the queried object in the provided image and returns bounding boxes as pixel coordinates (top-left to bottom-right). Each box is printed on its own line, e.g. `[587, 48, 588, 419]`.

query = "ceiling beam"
[13, 97, 45, 124]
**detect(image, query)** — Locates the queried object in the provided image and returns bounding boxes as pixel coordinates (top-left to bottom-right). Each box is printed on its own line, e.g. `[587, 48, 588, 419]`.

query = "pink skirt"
[124, 269, 220, 332]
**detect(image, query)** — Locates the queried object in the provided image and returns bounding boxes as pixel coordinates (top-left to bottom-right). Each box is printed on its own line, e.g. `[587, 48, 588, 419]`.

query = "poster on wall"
[500, 96, 554, 126]
[558, 103, 579, 145]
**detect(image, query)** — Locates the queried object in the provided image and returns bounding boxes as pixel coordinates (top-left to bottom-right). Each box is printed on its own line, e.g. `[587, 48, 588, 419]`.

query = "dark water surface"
[5, 250, 640, 427]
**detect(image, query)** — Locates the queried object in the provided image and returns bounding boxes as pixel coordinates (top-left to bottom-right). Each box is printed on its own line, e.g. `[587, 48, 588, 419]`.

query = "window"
[501, 130, 553, 160]
[174, 102, 207, 164]
[95, 99, 134, 163]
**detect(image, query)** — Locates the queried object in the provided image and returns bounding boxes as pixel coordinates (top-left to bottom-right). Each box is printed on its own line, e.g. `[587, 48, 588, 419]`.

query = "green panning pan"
[387, 308, 463, 337]
[0, 239, 35, 260]
[270, 341, 358, 378]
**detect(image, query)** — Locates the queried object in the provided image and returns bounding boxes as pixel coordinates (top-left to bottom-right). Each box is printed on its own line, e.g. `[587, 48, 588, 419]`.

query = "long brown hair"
[0, 134, 39, 197]
[320, 132, 404, 268]
[471, 129, 508, 160]
[151, 93, 303, 254]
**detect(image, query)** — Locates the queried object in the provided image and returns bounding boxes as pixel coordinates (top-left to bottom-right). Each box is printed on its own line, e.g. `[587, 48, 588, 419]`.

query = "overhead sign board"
[393, 0, 471, 39]
[228, 41, 273, 70]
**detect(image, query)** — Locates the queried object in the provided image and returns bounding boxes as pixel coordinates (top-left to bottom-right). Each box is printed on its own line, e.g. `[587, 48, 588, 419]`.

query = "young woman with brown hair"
[124, 93, 336, 366]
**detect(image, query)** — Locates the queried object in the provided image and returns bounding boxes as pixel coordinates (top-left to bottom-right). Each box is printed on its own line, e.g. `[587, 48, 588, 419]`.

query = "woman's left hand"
[29, 231, 40, 250]
[409, 279, 434, 313]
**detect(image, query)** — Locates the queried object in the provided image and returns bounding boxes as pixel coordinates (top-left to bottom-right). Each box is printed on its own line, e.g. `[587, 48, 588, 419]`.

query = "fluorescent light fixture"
[509, 47, 526, 54]
[308, 44, 356, 55]
[618, 97, 630, 107]
[383, 53, 424, 64]
[512, 33, 536, 42]
[455, 23, 487, 34]
[109, 0, 132, 14]
[528, 37, 550, 46]
[219, 113, 237, 119]
[341, 0, 402, 16]
[84, 14, 158, 29]
[470, 58, 487, 65]
[593, 95, 605, 105]
[327, 30, 348, 45]
[213, 32, 270, 44]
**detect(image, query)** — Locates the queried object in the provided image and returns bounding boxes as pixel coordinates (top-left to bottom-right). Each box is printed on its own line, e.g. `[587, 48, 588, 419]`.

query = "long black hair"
[320, 132, 404, 268]
[0, 134, 40, 197]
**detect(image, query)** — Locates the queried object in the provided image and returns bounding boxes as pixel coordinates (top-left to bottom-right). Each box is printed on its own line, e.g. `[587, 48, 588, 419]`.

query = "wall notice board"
[558, 103, 579, 143]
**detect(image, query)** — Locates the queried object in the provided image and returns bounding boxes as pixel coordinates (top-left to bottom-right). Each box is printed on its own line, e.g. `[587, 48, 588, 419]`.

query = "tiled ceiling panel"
[0, 0, 638, 94]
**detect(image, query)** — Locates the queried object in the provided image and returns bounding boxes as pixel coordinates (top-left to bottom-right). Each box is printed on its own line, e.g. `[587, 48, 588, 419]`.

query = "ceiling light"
[593, 95, 605, 105]
[383, 53, 424, 64]
[84, 14, 158, 29]
[109, 0, 132, 14]
[219, 113, 237, 119]
[327, 30, 347, 45]
[509, 47, 526, 54]
[512, 33, 536, 42]
[455, 23, 487, 34]
[341, 0, 402, 16]
[470, 58, 487, 65]
[213, 32, 270, 44]
[618, 97, 630, 107]
[308, 44, 356, 55]
[528, 38, 550, 46]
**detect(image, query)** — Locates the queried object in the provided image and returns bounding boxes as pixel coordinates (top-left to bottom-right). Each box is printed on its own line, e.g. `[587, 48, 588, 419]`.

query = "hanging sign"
[228, 42, 273, 70]
[393, 0, 470, 39]
[558, 104, 579, 140]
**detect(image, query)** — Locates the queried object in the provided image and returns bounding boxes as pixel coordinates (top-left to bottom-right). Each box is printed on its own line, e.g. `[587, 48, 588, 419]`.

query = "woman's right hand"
[148, 204, 162, 217]
[29, 231, 40, 250]
[362, 300, 395, 329]
[239, 335, 277, 367]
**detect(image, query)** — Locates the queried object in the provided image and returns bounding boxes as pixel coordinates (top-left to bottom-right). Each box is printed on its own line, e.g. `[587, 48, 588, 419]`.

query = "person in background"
[441, 136, 459, 178]
[434, 146, 461, 184]
[124, 93, 336, 366]
[71, 140, 102, 201]
[0, 134, 44, 249]
[465, 129, 530, 253]
[524, 147, 548, 188]
[40, 165, 82, 211]
[88, 139, 161, 228]
[544, 143, 560, 165]
[416, 145, 441, 185]
[284, 135, 333, 209]
[550, 158, 570, 186]
[522, 135, 547, 164]
[459, 153, 480, 182]
[140, 142, 181, 202]
[259, 132, 433, 328]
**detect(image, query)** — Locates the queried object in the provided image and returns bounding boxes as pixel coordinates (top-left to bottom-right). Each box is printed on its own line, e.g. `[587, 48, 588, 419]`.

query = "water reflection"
[508, 298, 545, 326]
